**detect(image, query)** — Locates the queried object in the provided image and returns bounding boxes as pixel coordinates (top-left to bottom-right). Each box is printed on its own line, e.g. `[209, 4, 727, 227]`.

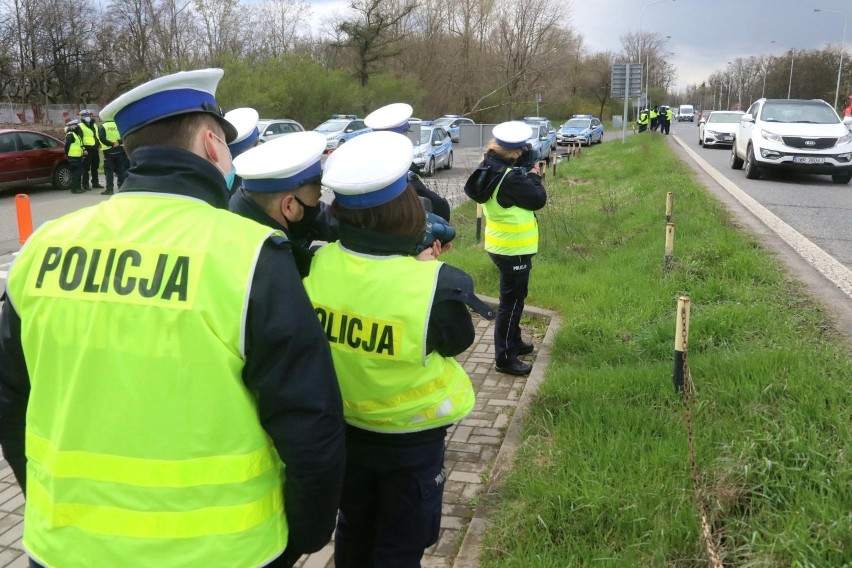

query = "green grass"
[441, 134, 852, 566]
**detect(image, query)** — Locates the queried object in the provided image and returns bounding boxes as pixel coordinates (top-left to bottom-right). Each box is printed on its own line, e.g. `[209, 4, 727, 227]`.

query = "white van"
[678, 105, 695, 122]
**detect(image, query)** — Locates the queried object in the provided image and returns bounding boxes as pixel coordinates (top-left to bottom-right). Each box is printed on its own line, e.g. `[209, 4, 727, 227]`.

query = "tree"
[335, 0, 416, 87]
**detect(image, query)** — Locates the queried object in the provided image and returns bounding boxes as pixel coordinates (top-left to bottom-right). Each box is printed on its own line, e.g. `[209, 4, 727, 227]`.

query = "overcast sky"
[307, 0, 849, 90]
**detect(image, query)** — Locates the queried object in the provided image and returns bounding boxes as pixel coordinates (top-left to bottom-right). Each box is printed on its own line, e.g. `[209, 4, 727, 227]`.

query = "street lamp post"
[815, 8, 848, 110]
[772, 40, 795, 98]
[639, 0, 675, 110]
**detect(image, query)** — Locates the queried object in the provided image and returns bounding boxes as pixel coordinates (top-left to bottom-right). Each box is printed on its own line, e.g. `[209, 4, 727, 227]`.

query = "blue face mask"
[222, 165, 236, 192]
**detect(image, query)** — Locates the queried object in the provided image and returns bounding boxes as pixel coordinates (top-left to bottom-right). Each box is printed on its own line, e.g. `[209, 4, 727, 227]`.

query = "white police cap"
[364, 103, 414, 133]
[492, 121, 532, 149]
[100, 68, 237, 142]
[322, 131, 413, 208]
[233, 131, 326, 193]
[225, 108, 259, 157]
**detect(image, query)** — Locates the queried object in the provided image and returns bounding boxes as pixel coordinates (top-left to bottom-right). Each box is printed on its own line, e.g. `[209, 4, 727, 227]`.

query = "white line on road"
[673, 135, 852, 300]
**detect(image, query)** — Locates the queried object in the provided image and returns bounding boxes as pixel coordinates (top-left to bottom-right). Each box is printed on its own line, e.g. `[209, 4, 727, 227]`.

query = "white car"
[698, 111, 743, 147]
[731, 98, 852, 184]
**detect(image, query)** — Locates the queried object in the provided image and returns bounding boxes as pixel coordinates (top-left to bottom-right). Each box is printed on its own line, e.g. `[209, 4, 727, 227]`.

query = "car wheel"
[337, 139, 345, 147]
[52, 163, 72, 190]
[597, 133, 603, 144]
[831, 172, 852, 184]
[744, 145, 761, 179]
[445, 151, 453, 170]
[427, 157, 436, 177]
[730, 143, 744, 169]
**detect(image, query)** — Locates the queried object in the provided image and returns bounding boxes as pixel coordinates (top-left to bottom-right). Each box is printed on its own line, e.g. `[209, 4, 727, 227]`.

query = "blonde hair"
[486, 140, 523, 161]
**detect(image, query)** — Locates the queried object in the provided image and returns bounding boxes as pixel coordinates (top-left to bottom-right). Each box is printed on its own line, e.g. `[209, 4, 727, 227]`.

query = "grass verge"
[442, 133, 852, 566]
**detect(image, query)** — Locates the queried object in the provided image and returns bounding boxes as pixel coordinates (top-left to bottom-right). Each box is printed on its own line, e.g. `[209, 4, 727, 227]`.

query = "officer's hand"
[530, 163, 541, 176]
[416, 241, 442, 261]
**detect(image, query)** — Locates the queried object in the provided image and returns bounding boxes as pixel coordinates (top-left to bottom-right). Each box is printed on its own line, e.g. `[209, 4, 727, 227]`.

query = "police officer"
[650, 105, 660, 131]
[230, 131, 332, 277]
[98, 117, 127, 194]
[0, 69, 345, 568]
[637, 108, 649, 132]
[63, 119, 86, 194]
[661, 105, 673, 135]
[78, 109, 102, 189]
[474, 121, 546, 376]
[224, 107, 261, 193]
[364, 102, 452, 221]
[303, 131, 492, 568]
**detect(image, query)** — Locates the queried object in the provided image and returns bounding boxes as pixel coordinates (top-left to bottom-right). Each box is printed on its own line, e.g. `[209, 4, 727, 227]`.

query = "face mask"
[289, 195, 321, 240]
[83, 117, 92, 123]
[211, 133, 236, 192]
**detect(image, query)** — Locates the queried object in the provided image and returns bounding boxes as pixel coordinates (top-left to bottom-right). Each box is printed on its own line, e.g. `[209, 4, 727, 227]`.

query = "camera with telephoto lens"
[517, 143, 541, 172]
[415, 211, 456, 254]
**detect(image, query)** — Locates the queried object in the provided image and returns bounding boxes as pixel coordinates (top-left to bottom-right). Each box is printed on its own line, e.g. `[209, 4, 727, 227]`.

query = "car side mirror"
[345, 129, 353, 133]
[433, 140, 442, 146]
[741, 115, 755, 123]
[843, 116, 852, 127]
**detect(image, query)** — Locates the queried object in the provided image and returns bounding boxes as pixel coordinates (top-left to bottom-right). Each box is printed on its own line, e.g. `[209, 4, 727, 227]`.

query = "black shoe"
[495, 359, 532, 376]
[92, 184, 104, 189]
[82, 186, 91, 191]
[517, 342, 534, 356]
[101, 189, 113, 195]
[71, 188, 85, 194]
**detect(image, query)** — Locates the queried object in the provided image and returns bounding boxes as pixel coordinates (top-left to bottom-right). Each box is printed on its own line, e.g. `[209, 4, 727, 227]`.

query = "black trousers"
[334, 435, 445, 568]
[661, 119, 671, 134]
[103, 150, 128, 190]
[83, 146, 100, 187]
[488, 253, 533, 364]
[67, 157, 84, 191]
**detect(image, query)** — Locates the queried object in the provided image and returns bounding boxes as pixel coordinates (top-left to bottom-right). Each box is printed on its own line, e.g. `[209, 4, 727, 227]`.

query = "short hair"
[330, 184, 425, 239]
[124, 113, 222, 155]
[485, 140, 523, 161]
[248, 183, 321, 214]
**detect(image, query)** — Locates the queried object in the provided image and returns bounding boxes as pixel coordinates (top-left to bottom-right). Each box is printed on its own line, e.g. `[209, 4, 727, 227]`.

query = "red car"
[0, 129, 72, 191]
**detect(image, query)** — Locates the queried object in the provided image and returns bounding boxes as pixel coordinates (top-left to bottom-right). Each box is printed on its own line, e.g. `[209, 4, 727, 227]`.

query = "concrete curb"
[452, 297, 562, 568]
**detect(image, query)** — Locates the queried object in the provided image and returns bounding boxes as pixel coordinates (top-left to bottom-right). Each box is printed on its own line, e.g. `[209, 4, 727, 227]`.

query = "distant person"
[0, 68, 345, 568]
[650, 105, 659, 131]
[844, 94, 852, 117]
[637, 108, 649, 132]
[78, 109, 102, 189]
[660, 105, 673, 135]
[364, 102, 452, 221]
[63, 119, 86, 194]
[98, 117, 127, 194]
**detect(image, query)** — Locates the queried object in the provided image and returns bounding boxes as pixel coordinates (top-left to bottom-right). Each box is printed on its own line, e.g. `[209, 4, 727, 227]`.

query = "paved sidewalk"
[0, 303, 558, 568]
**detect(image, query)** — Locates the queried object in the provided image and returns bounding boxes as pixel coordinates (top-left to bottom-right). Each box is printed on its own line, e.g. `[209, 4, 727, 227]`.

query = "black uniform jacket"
[0, 147, 346, 558]
[477, 151, 547, 212]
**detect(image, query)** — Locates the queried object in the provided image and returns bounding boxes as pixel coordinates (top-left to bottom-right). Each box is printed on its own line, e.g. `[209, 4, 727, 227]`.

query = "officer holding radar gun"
[464, 121, 546, 377]
[302, 130, 493, 568]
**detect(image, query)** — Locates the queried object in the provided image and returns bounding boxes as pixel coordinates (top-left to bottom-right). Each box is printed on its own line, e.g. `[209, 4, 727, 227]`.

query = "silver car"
[257, 119, 305, 143]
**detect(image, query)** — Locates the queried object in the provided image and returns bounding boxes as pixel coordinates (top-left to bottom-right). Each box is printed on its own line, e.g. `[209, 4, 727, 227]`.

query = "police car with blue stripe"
[314, 115, 371, 152]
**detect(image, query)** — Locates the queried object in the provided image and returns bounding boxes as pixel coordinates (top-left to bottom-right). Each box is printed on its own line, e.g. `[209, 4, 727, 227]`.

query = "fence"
[0, 103, 102, 125]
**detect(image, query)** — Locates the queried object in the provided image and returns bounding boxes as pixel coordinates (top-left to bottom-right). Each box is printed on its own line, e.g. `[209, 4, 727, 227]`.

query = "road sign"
[611, 64, 643, 98]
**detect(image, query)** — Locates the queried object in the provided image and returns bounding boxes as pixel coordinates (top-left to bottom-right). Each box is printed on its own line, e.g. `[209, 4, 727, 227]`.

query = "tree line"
[1, 0, 847, 127]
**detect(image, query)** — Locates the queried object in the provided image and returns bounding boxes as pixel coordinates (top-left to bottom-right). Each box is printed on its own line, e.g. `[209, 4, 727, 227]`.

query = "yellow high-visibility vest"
[482, 169, 539, 255]
[303, 242, 474, 433]
[66, 132, 83, 157]
[6, 193, 288, 567]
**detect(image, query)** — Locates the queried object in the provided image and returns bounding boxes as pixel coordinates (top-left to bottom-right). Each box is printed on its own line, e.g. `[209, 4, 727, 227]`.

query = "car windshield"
[759, 102, 838, 124]
[433, 117, 455, 127]
[314, 119, 350, 133]
[564, 119, 591, 129]
[708, 113, 742, 124]
[419, 128, 433, 145]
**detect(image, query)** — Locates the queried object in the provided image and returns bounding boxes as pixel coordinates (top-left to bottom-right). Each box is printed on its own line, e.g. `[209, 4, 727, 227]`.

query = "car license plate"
[793, 156, 825, 164]
[721, 135, 732, 141]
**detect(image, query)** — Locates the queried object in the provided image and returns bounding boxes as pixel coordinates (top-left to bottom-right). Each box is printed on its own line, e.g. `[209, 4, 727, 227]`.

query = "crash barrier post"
[674, 296, 724, 568]
[552, 153, 558, 177]
[15, 194, 34, 244]
[475, 203, 483, 244]
[666, 191, 673, 222]
[664, 223, 674, 270]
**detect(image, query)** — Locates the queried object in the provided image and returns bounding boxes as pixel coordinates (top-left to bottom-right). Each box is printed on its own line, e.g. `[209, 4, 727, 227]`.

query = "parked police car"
[557, 115, 604, 146]
[314, 115, 370, 152]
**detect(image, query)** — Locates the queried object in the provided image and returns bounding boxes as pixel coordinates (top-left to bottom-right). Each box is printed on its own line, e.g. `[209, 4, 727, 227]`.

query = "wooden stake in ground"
[673, 295, 690, 392]
[666, 191, 673, 222]
[664, 223, 674, 270]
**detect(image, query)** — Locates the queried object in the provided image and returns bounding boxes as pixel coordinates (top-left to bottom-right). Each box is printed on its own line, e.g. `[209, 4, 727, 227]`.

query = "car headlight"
[707, 130, 721, 137]
[836, 133, 852, 146]
[760, 129, 784, 144]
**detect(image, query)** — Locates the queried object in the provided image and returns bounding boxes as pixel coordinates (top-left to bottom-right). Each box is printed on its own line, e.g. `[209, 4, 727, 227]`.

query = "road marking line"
[673, 135, 852, 300]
